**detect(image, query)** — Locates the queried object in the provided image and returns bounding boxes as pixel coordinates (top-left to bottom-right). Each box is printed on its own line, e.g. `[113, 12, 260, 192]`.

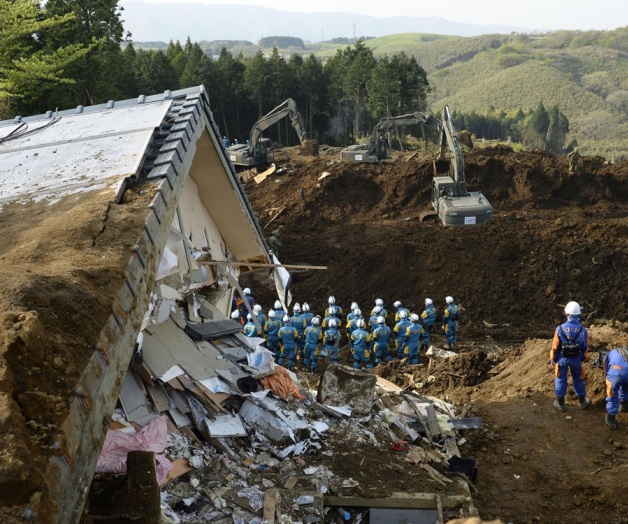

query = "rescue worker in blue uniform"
[550, 301, 591, 412]
[273, 299, 286, 319]
[238, 288, 254, 321]
[301, 302, 314, 327]
[393, 300, 409, 322]
[442, 296, 459, 347]
[322, 305, 340, 329]
[345, 308, 362, 356]
[347, 302, 360, 323]
[603, 347, 628, 430]
[420, 298, 436, 348]
[243, 314, 261, 337]
[370, 298, 387, 320]
[264, 309, 282, 359]
[351, 319, 372, 370]
[322, 318, 340, 365]
[253, 304, 266, 328]
[368, 306, 383, 332]
[325, 296, 343, 318]
[278, 315, 299, 370]
[372, 316, 392, 364]
[291, 303, 307, 362]
[405, 314, 424, 365]
[394, 310, 411, 359]
[304, 317, 324, 371]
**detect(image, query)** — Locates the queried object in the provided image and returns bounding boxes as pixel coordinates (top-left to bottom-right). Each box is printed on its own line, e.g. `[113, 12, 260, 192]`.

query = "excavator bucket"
[420, 209, 438, 222]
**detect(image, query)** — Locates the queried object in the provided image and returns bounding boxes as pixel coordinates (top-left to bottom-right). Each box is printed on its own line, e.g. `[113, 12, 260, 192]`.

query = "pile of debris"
[88, 295, 484, 523]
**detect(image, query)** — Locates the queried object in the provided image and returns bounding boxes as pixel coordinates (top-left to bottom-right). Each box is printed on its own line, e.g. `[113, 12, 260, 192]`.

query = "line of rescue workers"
[231, 291, 460, 372]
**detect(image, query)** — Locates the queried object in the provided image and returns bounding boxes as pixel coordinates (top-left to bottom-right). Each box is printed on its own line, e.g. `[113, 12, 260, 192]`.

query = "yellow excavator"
[420, 105, 493, 226]
[225, 98, 306, 170]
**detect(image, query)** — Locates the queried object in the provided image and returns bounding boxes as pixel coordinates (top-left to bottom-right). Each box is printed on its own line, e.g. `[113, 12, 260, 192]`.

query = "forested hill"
[401, 29, 628, 159]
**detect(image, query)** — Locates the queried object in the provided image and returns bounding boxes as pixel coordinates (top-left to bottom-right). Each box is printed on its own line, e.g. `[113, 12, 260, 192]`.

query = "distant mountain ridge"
[120, 1, 530, 43]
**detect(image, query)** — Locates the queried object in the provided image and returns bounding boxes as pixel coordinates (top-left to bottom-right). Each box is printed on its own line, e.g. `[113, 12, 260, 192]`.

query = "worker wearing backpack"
[550, 301, 591, 412]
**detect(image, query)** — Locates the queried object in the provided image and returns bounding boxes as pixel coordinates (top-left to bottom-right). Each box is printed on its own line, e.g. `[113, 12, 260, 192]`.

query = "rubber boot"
[619, 401, 628, 413]
[578, 396, 592, 410]
[553, 397, 566, 412]
[605, 414, 618, 430]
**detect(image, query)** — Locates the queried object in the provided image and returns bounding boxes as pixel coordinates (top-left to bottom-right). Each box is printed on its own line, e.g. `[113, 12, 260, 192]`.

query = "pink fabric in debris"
[95, 415, 173, 485]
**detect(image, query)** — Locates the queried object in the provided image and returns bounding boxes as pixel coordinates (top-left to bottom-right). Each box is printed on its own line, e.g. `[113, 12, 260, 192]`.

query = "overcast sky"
[134, 0, 628, 31]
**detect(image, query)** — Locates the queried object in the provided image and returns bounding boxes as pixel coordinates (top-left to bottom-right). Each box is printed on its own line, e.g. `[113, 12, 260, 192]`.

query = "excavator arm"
[249, 98, 306, 156]
[226, 98, 306, 169]
[438, 106, 467, 195]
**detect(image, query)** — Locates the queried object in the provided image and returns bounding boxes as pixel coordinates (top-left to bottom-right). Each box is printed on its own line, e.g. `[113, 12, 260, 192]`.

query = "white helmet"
[375, 298, 384, 307]
[293, 303, 301, 313]
[274, 300, 282, 309]
[356, 318, 365, 328]
[410, 313, 420, 322]
[247, 313, 252, 320]
[302, 302, 310, 312]
[425, 298, 433, 306]
[373, 306, 382, 314]
[350, 301, 359, 311]
[446, 296, 454, 304]
[377, 316, 385, 324]
[312, 317, 320, 326]
[354, 308, 361, 317]
[398, 310, 408, 319]
[243, 288, 251, 295]
[328, 319, 337, 328]
[394, 300, 402, 308]
[564, 301, 581, 316]
[283, 315, 291, 323]
[268, 310, 276, 318]
[254, 304, 262, 313]
[328, 296, 336, 305]
[230, 310, 240, 320]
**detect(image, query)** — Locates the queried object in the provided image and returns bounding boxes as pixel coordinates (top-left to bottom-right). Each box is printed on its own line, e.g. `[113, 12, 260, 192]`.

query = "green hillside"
[404, 29, 628, 159]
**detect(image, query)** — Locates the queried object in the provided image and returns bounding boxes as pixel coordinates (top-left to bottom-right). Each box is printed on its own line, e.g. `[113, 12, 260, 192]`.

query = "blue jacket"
[394, 319, 411, 341]
[323, 328, 339, 347]
[394, 307, 409, 322]
[351, 328, 371, 352]
[291, 314, 307, 337]
[304, 325, 323, 347]
[373, 325, 391, 347]
[550, 318, 589, 362]
[278, 325, 299, 349]
[405, 323, 424, 345]
[443, 304, 459, 324]
[605, 348, 628, 376]
[301, 311, 314, 327]
[264, 318, 282, 338]
[421, 305, 436, 326]
[243, 321, 261, 337]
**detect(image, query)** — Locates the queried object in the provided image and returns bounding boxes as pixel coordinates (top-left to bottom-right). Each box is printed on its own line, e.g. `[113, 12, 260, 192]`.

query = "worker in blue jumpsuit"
[278, 315, 299, 370]
[264, 310, 282, 359]
[243, 314, 261, 337]
[253, 304, 266, 328]
[603, 347, 628, 430]
[304, 317, 324, 371]
[393, 300, 409, 322]
[370, 298, 387, 320]
[351, 319, 372, 370]
[420, 298, 436, 348]
[347, 302, 360, 323]
[322, 305, 341, 329]
[322, 318, 340, 365]
[301, 302, 314, 327]
[291, 303, 307, 363]
[238, 287, 254, 321]
[273, 299, 286, 319]
[550, 301, 591, 412]
[405, 314, 424, 365]
[394, 310, 411, 359]
[442, 296, 459, 348]
[346, 308, 362, 357]
[372, 316, 392, 364]
[368, 306, 383, 332]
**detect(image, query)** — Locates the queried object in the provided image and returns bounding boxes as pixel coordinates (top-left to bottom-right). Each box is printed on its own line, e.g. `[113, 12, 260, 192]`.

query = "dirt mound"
[243, 148, 628, 336]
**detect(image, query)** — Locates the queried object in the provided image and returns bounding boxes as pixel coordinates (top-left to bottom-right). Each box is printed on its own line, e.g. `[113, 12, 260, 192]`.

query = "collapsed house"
[0, 86, 482, 524]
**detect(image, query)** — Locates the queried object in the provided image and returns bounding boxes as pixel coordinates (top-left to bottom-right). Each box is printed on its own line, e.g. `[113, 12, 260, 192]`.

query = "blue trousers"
[279, 345, 296, 370]
[374, 343, 391, 363]
[554, 358, 586, 397]
[406, 343, 419, 365]
[353, 349, 373, 369]
[444, 321, 457, 345]
[605, 370, 628, 415]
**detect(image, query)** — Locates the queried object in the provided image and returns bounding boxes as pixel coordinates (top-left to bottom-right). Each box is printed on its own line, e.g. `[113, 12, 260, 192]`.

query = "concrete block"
[316, 364, 376, 415]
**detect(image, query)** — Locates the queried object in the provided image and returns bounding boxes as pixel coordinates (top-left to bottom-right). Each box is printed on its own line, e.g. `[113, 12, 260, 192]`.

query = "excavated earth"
[1, 144, 628, 523]
[241, 145, 628, 524]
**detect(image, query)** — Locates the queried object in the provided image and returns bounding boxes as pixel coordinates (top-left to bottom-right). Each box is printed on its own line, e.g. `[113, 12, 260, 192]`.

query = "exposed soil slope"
[241, 146, 628, 523]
